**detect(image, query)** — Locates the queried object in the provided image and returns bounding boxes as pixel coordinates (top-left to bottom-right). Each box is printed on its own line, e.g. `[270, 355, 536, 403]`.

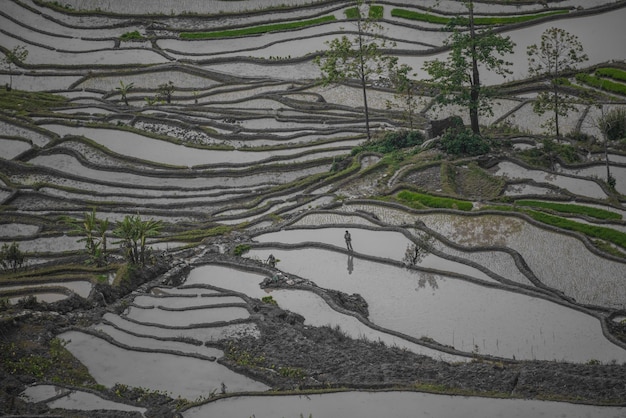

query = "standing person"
[344, 230, 353, 251]
[266, 254, 276, 267]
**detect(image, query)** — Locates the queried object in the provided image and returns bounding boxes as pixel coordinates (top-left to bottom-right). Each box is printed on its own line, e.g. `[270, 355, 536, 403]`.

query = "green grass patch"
[524, 210, 626, 250]
[0, 89, 69, 115]
[397, 190, 473, 211]
[576, 73, 626, 96]
[390, 8, 567, 26]
[233, 244, 251, 256]
[515, 200, 622, 220]
[180, 15, 335, 39]
[595, 67, 626, 83]
[120, 30, 145, 41]
[345, 5, 383, 19]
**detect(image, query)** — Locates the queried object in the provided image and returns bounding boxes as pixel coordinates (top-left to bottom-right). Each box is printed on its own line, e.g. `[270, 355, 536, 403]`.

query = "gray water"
[183, 390, 626, 418]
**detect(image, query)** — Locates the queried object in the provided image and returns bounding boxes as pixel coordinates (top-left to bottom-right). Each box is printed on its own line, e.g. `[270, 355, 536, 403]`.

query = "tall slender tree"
[423, 1, 515, 135]
[527, 27, 588, 137]
[315, 0, 396, 139]
[388, 63, 421, 130]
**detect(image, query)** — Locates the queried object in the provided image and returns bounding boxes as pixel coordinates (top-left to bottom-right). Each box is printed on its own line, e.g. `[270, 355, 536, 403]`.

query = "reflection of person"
[347, 254, 353, 275]
[344, 230, 353, 251]
[266, 254, 276, 267]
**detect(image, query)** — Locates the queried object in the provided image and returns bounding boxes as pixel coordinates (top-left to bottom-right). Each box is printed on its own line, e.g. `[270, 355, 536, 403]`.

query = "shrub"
[439, 127, 490, 156]
[517, 139, 580, 169]
[0, 242, 25, 273]
[598, 108, 626, 141]
[261, 295, 277, 305]
[233, 244, 251, 256]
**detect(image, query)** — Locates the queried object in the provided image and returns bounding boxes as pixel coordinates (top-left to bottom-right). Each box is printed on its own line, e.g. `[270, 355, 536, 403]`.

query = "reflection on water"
[254, 227, 496, 282]
[493, 161, 607, 199]
[347, 254, 354, 275]
[268, 289, 468, 363]
[59, 330, 269, 399]
[247, 247, 626, 363]
[183, 391, 626, 418]
[21, 385, 147, 414]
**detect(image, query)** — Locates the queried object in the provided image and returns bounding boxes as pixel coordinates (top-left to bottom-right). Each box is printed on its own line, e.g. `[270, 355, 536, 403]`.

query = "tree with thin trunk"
[0, 242, 25, 273]
[388, 63, 421, 130]
[315, 0, 396, 139]
[422, 1, 514, 135]
[157, 81, 174, 104]
[596, 106, 625, 189]
[2, 45, 28, 91]
[527, 27, 588, 138]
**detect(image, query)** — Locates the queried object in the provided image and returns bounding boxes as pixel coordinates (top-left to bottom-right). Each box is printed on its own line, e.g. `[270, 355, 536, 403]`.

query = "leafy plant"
[261, 295, 277, 305]
[115, 80, 134, 106]
[233, 244, 251, 256]
[66, 208, 110, 266]
[439, 127, 490, 156]
[0, 242, 25, 273]
[516, 138, 580, 169]
[113, 215, 162, 266]
[598, 107, 626, 141]
[315, 0, 397, 139]
[423, 1, 515, 134]
[157, 81, 175, 104]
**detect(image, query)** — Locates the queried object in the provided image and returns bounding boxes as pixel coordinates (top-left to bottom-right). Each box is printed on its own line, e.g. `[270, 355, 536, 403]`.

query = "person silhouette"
[344, 230, 353, 251]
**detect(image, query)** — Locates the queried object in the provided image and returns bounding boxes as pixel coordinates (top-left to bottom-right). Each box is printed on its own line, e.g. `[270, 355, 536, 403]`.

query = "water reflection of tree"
[416, 272, 438, 291]
[403, 232, 433, 265]
[403, 232, 439, 291]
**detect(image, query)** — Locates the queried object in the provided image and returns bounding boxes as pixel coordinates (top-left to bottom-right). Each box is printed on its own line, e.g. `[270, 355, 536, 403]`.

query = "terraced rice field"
[1, 0, 626, 417]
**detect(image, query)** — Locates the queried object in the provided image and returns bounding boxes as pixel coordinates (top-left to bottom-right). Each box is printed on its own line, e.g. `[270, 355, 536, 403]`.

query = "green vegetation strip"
[0, 89, 68, 114]
[595, 67, 626, 83]
[390, 8, 567, 25]
[576, 73, 626, 96]
[345, 5, 383, 19]
[515, 200, 622, 220]
[526, 210, 626, 249]
[397, 190, 473, 211]
[180, 15, 336, 39]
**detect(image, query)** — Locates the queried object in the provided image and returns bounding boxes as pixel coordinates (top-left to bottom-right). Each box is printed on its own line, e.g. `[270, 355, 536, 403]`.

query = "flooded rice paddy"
[2, 0, 626, 416]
